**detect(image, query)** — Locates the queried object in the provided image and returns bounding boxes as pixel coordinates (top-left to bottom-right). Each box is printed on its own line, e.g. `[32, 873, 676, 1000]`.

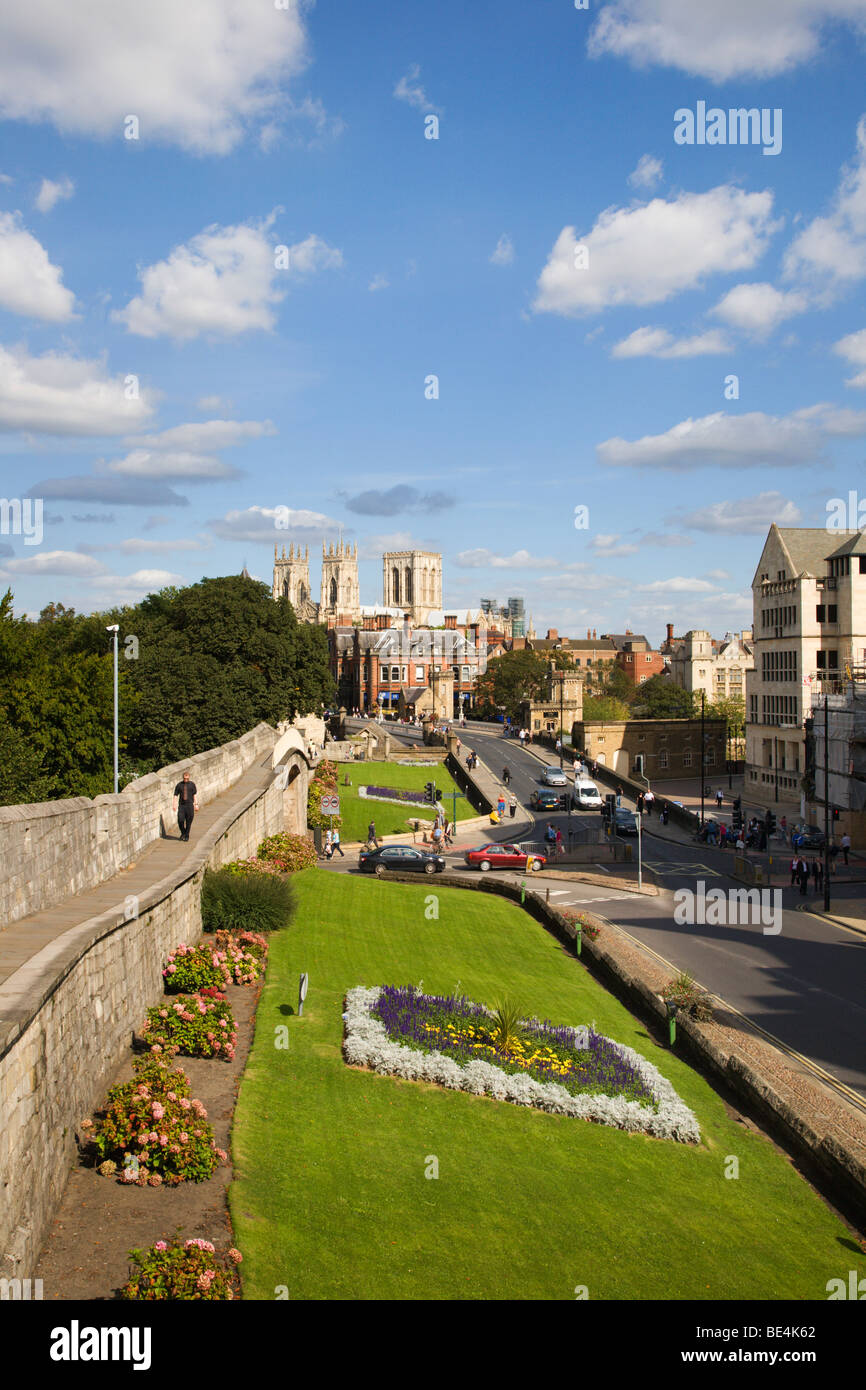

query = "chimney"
[587, 629, 591, 640]
[592, 628, 597, 640]
[666, 623, 674, 643]
[547, 628, 558, 641]
[445, 614, 457, 629]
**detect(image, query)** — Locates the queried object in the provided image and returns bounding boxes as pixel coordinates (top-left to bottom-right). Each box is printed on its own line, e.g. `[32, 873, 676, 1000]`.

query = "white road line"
[593, 862, 611, 873]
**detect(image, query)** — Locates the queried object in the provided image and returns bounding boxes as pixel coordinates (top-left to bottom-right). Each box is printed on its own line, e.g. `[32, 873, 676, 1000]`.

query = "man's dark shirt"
[174, 781, 197, 805]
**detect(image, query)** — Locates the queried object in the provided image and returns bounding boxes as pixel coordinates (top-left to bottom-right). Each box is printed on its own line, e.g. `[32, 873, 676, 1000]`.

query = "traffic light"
[732, 797, 743, 832]
[425, 781, 436, 804]
[435, 786, 442, 802]
[832, 808, 840, 821]
[603, 793, 617, 821]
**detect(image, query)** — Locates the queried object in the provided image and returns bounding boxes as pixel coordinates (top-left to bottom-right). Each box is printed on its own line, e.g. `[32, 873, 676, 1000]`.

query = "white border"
[343, 987, 700, 1144]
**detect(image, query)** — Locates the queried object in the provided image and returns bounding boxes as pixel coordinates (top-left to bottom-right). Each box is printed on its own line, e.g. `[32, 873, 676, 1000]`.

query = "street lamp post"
[700, 690, 705, 828]
[823, 695, 831, 913]
[106, 624, 119, 794]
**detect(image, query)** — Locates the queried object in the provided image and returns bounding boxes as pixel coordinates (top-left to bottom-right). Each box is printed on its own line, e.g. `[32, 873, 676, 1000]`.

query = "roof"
[752, 524, 863, 585]
[603, 633, 651, 651]
[824, 531, 866, 560]
[530, 637, 617, 653]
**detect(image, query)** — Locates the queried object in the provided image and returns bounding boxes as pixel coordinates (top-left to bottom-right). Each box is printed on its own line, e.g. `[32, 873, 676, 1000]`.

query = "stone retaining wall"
[0, 723, 277, 928]
[0, 740, 306, 1281]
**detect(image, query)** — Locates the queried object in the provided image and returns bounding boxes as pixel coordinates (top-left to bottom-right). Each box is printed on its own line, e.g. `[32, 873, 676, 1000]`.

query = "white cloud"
[587, 534, 640, 557]
[597, 405, 866, 471]
[1, 549, 108, 576]
[490, 234, 515, 267]
[101, 449, 239, 481]
[114, 220, 342, 340]
[127, 418, 275, 452]
[79, 536, 211, 554]
[711, 282, 807, 338]
[34, 175, 74, 213]
[196, 394, 232, 413]
[368, 273, 389, 292]
[533, 186, 779, 317]
[0, 344, 153, 434]
[587, 0, 866, 81]
[675, 491, 803, 533]
[637, 576, 719, 593]
[454, 548, 559, 569]
[209, 505, 343, 544]
[394, 64, 438, 111]
[0, 211, 76, 320]
[705, 569, 731, 580]
[628, 154, 663, 189]
[611, 325, 731, 358]
[85, 568, 187, 600]
[833, 326, 866, 386]
[784, 116, 866, 297]
[0, 0, 311, 154]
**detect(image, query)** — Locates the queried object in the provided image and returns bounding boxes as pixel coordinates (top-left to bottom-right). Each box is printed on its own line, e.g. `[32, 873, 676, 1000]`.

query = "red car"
[464, 843, 546, 872]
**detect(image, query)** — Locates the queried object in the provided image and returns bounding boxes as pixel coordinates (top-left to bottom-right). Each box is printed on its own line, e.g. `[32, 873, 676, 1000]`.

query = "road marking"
[547, 889, 571, 897]
[644, 860, 722, 877]
[593, 862, 611, 873]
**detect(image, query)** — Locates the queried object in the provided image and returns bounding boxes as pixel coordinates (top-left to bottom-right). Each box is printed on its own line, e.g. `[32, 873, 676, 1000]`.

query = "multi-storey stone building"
[666, 627, 754, 704]
[746, 525, 866, 807]
[382, 550, 442, 625]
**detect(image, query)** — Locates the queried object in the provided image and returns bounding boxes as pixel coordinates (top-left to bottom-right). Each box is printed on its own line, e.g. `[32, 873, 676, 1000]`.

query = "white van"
[572, 778, 603, 811]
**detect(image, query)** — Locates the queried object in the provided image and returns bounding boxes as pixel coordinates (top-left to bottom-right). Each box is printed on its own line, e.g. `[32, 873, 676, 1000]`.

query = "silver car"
[542, 766, 568, 787]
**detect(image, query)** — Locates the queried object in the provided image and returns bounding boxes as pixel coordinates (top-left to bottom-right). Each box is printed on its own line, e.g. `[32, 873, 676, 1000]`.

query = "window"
[391, 666, 400, 682]
[415, 665, 424, 682]
[829, 605, 838, 622]
[658, 749, 668, 769]
[462, 665, 470, 681]
[816, 605, 825, 622]
[705, 747, 715, 765]
[682, 751, 692, 767]
[645, 654, 652, 662]
[639, 675, 647, 683]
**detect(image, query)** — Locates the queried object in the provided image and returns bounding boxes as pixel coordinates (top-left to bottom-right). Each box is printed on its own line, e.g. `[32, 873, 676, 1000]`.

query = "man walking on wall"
[172, 769, 199, 842]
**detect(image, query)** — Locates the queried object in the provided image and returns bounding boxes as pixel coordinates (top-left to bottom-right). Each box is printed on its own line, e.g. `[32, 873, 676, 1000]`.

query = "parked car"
[572, 778, 603, 810]
[358, 845, 446, 876]
[791, 824, 825, 849]
[541, 766, 568, 787]
[612, 807, 638, 836]
[530, 788, 567, 810]
[464, 843, 546, 872]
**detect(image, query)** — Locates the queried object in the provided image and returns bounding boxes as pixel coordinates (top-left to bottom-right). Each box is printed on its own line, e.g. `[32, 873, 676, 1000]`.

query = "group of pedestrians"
[635, 789, 656, 816]
[544, 822, 565, 856]
[790, 854, 824, 895]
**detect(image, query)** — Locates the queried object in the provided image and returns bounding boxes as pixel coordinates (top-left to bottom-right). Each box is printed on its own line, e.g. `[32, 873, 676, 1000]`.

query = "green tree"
[474, 650, 560, 720]
[631, 675, 696, 719]
[582, 695, 632, 721]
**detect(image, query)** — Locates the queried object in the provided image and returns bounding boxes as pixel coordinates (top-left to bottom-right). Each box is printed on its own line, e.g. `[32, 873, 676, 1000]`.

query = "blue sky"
[1, 0, 866, 644]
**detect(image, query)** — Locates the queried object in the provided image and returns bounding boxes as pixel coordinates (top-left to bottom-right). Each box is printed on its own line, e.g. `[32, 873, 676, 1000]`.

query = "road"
[339, 719, 866, 1101]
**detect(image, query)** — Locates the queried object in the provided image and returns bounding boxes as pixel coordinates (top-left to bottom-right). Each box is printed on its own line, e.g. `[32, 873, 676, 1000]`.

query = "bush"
[307, 776, 342, 830]
[144, 993, 238, 1061]
[162, 943, 225, 994]
[222, 856, 284, 878]
[202, 865, 298, 932]
[662, 970, 714, 1022]
[314, 759, 339, 785]
[164, 937, 267, 990]
[257, 832, 317, 875]
[121, 1238, 242, 1300]
[559, 908, 601, 942]
[85, 1056, 225, 1185]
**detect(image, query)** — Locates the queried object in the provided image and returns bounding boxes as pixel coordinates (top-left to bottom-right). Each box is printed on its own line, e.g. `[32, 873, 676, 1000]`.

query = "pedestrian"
[503, 766, 511, 786]
[489, 807, 500, 825]
[780, 815, 787, 837]
[367, 820, 380, 850]
[466, 751, 472, 769]
[706, 820, 718, 847]
[643, 789, 655, 816]
[719, 823, 727, 847]
[555, 737, 562, 755]
[716, 789, 723, 810]
[555, 826, 563, 856]
[758, 826, 767, 852]
[790, 855, 798, 886]
[172, 769, 199, 842]
[797, 858, 809, 895]
[544, 822, 557, 849]
[456, 738, 461, 756]
[497, 793, 506, 818]
[324, 827, 333, 859]
[841, 832, 851, 865]
[636, 791, 645, 815]
[432, 821, 443, 850]
[660, 804, 669, 826]
[811, 857, 822, 892]
[331, 827, 345, 858]
[615, 783, 624, 802]
[735, 832, 745, 851]
[509, 794, 517, 819]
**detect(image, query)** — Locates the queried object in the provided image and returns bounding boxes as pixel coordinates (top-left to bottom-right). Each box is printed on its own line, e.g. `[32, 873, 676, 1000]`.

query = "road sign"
[321, 794, 340, 815]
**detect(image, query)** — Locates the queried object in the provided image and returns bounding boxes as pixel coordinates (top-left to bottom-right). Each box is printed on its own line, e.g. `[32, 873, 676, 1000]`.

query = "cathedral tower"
[383, 550, 442, 624]
[320, 537, 360, 623]
[273, 544, 318, 621]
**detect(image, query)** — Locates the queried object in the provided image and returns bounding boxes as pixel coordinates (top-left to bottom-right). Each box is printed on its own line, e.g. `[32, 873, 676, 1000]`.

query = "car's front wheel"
[479, 860, 491, 872]
[531, 860, 543, 872]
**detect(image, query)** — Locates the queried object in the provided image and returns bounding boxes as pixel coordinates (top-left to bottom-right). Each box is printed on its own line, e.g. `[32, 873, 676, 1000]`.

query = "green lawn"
[229, 870, 863, 1301]
[329, 759, 476, 841]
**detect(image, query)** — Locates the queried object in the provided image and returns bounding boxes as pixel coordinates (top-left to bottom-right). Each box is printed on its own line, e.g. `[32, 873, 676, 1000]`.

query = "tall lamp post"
[700, 690, 705, 828]
[823, 695, 831, 913]
[106, 624, 119, 794]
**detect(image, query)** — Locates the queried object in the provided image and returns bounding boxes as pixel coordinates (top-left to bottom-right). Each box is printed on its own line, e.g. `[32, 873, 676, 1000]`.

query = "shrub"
[222, 856, 284, 878]
[314, 759, 339, 785]
[121, 1238, 242, 1300]
[202, 865, 298, 933]
[560, 908, 601, 942]
[662, 970, 714, 1022]
[163, 943, 225, 995]
[257, 832, 317, 875]
[307, 776, 343, 830]
[88, 1055, 225, 1185]
[164, 937, 267, 991]
[144, 993, 238, 1061]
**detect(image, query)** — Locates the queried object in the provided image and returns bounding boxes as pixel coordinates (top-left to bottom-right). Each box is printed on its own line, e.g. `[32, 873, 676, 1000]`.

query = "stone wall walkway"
[0, 757, 274, 990]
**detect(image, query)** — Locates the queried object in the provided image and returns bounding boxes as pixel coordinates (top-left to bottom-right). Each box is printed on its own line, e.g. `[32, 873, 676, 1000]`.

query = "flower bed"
[343, 986, 700, 1143]
[359, 785, 430, 805]
[121, 1238, 242, 1299]
[83, 1056, 226, 1185]
[144, 993, 238, 1061]
[163, 936, 268, 992]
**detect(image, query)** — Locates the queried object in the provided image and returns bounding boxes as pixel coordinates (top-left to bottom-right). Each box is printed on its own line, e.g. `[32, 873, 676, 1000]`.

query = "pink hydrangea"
[228, 1248, 242, 1263]
[179, 1132, 189, 1144]
[179, 1098, 191, 1110]
[158, 1134, 168, 1146]
[151, 1102, 165, 1120]
[154, 1241, 168, 1252]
